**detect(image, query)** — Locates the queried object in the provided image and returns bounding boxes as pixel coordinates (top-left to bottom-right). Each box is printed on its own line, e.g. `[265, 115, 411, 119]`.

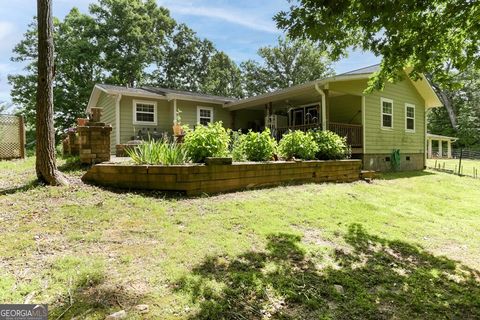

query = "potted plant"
[173, 108, 183, 136]
[77, 118, 88, 126]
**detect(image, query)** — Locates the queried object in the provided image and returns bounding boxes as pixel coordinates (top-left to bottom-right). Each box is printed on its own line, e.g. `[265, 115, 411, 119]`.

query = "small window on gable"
[405, 103, 415, 132]
[381, 98, 393, 129]
[197, 106, 213, 125]
[133, 100, 157, 125]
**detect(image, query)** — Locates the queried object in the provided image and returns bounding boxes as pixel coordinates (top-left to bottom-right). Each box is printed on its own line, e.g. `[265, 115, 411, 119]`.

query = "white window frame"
[380, 97, 394, 130]
[405, 103, 415, 133]
[197, 106, 214, 125]
[133, 100, 157, 125]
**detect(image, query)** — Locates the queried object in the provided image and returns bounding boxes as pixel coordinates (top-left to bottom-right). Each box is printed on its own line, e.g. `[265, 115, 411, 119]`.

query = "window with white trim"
[381, 98, 393, 129]
[197, 106, 213, 125]
[405, 103, 415, 132]
[133, 100, 157, 125]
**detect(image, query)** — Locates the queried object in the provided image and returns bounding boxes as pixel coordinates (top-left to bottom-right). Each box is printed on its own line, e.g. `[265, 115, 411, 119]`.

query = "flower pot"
[173, 124, 183, 136]
[77, 118, 88, 126]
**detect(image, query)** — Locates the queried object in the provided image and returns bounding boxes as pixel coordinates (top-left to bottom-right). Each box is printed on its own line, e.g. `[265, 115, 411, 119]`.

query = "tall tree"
[151, 23, 215, 91]
[201, 52, 243, 98]
[35, 0, 67, 185]
[89, 0, 175, 87]
[9, 11, 103, 134]
[428, 68, 480, 147]
[275, 1, 480, 91]
[241, 37, 334, 96]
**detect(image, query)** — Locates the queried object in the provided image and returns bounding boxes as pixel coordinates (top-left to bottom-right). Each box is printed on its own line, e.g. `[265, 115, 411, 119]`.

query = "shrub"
[310, 130, 348, 160]
[127, 140, 189, 165]
[278, 130, 318, 160]
[241, 129, 277, 161]
[183, 121, 230, 162]
[231, 130, 247, 162]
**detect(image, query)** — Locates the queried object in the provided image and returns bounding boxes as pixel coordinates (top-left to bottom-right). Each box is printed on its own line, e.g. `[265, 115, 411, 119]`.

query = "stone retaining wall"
[82, 159, 362, 196]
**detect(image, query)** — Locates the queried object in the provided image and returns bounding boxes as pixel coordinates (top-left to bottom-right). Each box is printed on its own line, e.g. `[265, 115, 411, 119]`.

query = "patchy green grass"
[1, 158, 480, 319]
[427, 158, 480, 177]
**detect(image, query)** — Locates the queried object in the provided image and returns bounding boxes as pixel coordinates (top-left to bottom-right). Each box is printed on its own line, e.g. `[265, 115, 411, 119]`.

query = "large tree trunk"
[36, 0, 67, 185]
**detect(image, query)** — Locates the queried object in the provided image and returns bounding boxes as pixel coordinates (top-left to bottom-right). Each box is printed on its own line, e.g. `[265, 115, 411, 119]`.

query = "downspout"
[115, 94, 122, 145]
[314, 83, 327, 130]
[173, 99, 177, 123]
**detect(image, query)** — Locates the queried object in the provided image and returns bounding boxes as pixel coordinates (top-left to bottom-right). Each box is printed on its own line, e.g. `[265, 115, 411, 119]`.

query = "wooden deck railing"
[274, 122, 362, 148]
[328, 122, 363, 147]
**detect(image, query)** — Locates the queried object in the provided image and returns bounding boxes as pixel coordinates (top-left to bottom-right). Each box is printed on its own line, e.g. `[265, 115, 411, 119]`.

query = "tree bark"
[36, 0, 67, 185]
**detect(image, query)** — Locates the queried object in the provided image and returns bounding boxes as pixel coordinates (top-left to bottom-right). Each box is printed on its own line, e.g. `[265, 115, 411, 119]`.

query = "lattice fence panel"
[0, 115, 25, 159]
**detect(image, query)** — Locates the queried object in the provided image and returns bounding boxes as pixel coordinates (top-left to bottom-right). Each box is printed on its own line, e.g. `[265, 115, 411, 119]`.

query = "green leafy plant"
[278, 130, 318, 160]
[310, 130, 348, 160]
[127, 140, 189, 165]
[231, 130, 247, 162]
[238, 129, 277, 161]
[183, 121, 230, 163]
[391, 149, 401, 171]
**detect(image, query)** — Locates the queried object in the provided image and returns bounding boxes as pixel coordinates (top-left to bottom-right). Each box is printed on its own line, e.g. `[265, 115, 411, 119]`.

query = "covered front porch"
[229, 84, 364, 154]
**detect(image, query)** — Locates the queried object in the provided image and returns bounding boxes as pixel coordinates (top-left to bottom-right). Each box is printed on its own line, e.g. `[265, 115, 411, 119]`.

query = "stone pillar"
[447, 140, 452, 158]
[78, 121, 112, 164]
[68, 131, 80, 156]
[427, 138, 432, 159]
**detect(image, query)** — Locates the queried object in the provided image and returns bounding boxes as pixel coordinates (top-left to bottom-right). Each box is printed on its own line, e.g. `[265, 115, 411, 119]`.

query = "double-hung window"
[197, 106, 213, 125]
[405, 103, 415, 132]
[133, 100, 157, 125]
[381, 98, 393, 129]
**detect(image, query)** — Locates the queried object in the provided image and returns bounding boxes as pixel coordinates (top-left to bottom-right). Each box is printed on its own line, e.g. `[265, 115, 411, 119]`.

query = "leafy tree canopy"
[241, 37, 334, 96]
[275, 0, 480, 90]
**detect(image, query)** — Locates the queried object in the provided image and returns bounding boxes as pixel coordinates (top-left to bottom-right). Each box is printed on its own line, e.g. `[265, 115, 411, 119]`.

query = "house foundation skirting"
[82, 160, 362, 196]
[363, 153, 424, 171]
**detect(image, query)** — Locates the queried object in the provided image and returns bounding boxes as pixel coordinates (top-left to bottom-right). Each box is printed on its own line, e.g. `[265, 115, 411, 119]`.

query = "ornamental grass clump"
[234, 129, 277, 162]
[310, 130, 348, 160]
[183, 121, 230, 163]
[278, 130, 318, 160]
[127, 140, 189, 165]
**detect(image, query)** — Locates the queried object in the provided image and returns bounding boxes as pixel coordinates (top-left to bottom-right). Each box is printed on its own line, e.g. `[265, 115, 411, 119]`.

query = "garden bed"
[81, 159, 362, 195]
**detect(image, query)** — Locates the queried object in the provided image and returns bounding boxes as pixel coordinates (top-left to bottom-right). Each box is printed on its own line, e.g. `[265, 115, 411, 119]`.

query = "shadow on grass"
[0, 179, 40, 195]
[177, 224, 480, 319]
[379, 170, 436, 180]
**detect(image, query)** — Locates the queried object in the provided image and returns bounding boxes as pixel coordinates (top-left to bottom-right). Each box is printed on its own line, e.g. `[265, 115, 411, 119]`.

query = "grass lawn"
[427, 158, 480, 177]
[1, 158, 480, 319]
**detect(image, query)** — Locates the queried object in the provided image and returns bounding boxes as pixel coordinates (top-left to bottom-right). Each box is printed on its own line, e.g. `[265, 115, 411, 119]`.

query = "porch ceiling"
[232, 88, 345, 111]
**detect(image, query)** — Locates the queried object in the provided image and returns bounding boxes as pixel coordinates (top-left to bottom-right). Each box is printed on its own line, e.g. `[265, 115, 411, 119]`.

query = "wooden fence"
[0, 114, 25, 160]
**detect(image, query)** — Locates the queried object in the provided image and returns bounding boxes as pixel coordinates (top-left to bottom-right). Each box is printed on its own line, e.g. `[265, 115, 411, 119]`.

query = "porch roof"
[224, 64, 443, 110]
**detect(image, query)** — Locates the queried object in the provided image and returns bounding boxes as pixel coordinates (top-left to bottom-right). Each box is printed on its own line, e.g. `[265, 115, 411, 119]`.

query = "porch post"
[324, 89, 329, 129]
[438, 139, 443, 158]
[321, 93, 327, 130]
[447, 140, 452, 158]
[427, 138, 432, 159]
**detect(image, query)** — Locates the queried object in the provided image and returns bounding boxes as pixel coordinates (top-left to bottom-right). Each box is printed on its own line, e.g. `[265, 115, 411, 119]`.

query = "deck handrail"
[273, 122, 363, 148]
[328, 122, 363, 147]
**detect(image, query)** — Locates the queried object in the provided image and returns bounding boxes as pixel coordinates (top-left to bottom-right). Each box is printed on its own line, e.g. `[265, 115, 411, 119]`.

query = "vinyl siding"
[176, 100, 231, 129]
[329, 95, 362, 125]
[117, 96, 229, 144]
[329, 77, 426, 154]
[119, 96, 171, 144]
[98, 92, 116, 154]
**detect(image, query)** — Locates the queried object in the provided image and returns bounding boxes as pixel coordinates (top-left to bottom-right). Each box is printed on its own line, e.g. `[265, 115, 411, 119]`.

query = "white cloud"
[166, 5, 279, 34]
[0, 21, 14, 42]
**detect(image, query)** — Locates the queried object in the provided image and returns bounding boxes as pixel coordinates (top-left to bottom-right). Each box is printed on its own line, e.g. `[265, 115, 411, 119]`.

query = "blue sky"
[0, 0, 379, 105]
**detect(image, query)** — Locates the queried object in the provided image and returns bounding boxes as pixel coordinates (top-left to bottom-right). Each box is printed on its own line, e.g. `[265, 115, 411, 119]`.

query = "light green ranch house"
[86, 65, 442, 171]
